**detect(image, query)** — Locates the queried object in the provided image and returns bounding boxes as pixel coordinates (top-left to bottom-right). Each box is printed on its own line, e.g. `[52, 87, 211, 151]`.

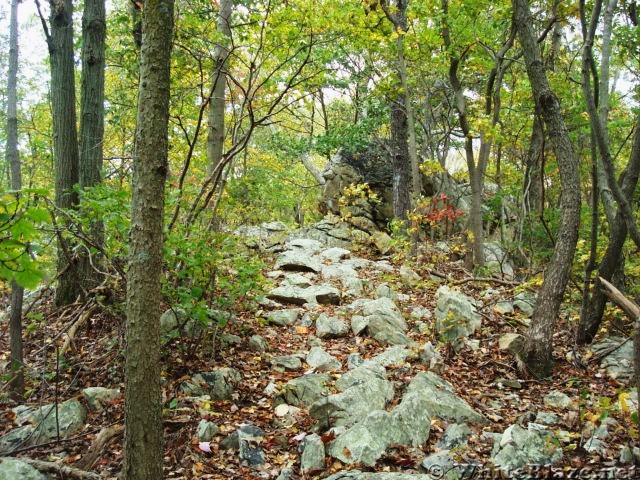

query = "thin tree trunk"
[207, 0, 233, 177]
[48, 0, 81, 306]
[514, 0, 582, 378]
[122, 0, 174, 477]
[6, 0, 24, 400]
[78, 0, 106, 291]
[578, 113, 640, 343]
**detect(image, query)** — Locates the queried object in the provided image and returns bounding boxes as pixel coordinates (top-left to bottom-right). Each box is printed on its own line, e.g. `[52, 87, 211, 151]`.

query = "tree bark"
[122, 0, 174, 477]
[514, 0, 582, 378]
[78, 0, 107, 291]
[578, 113, 640, 343]
[207, 0, 233, 177]
[48, 0, 81, 306]
[5, 0, 25, 400]
[384, 0, 413, 221]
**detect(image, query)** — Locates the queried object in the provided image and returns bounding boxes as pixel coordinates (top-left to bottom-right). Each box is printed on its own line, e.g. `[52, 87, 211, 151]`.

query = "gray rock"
[275, 373, 331, 407]
[0, 398, 87, 453]
[266, 308, 302, 326]
[620, 445, 634, 464]
[372, 346, 409, 367]
[498, 333, 525, 355]
[282, 273, 314, 288]
[160, 308, 197, 337]
[436, 423, 472, 450]
[82, 387, 121, 412]
[275, 249, 322, 273]
[180, 368, 241, 400]
[493, 301, 514, 315]
[310, 363, 394, 430]
[351, 315, 369, 335]
[343, 276, 365, 297]
[316, 314, 349, 339]
[197, 420, 220, 441]
[306, 347, 342, 372]
[534, 412, 559, 426]
[328, 389, 438, 465]
[371, 232, 395, 255]
[248, 334, 269, 352]
[276, 468, 295, 480]
[418, 341, 440, 366]
[0, 458, 48, 480]
[405, 371, 487, 425]
[322, 264, 359, 281]
[320, 247, 351, 263]
[374, 283, 399, 301]
[272, 355, 303, 371]
[483, 242, 515, 278]
[421, 451, 462, 480]
[513, 292, 535, 316]
[410, 306, 432, 319]
[492, 424, 562, 470]
[327, 410, 393, 466]
[235, 222, 290, 250]
[435, 286, 481, 342]
[220, 333, 242, 346]
[287, 238, 324, 255]
[592, 337, 634, 384]
[399, 265, 421, 285]
[347, 353, 364, 369]
[367, 314, 411, 346]
[267, 284, 341, 306]
[300, 433, 325, 474]
[543, 390, 572, 409]
[238, 425, 265, 467]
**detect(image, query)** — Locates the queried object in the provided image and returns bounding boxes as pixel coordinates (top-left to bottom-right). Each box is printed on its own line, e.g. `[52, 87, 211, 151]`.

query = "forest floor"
[0, 238, 638, 479]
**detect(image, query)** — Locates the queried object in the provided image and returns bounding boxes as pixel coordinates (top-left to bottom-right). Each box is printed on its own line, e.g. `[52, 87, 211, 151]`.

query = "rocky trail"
[0, 221, 638, 479]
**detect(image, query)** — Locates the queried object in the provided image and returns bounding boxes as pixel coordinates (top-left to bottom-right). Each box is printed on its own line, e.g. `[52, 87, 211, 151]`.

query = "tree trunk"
[78, 0, 106, 291]
[122, 0, 174, 477]
[514, 0, 582, 378]
[522, 112, 544, 218]
[48, 0, 81, 306]
[5, 0, 24, 400]
[578, 113, 640, 343]
[384, 0, 412, 221]
[207, 0, 233, 177]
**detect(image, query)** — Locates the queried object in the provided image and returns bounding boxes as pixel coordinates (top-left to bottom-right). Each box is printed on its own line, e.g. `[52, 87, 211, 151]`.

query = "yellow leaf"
[619, 392, 631, 414]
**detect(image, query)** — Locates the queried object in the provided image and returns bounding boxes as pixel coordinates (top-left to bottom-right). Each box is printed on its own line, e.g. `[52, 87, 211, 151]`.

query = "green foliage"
[164, 225, 266, 328]
[0, 189, 49, 288]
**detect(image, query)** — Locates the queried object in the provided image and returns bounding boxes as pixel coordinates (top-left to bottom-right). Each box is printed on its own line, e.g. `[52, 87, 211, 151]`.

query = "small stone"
[82, 387, 121, 411]
[248, 334, 269, 352]
[495, 378, 522, 389]
[196, 420, 220, 441]
[543, 391, 572, 409]
[347, 353, 363, 369]
[272, 355, 302, 371]
[266, 309, 301, 326]
[399, 265, 421, 285]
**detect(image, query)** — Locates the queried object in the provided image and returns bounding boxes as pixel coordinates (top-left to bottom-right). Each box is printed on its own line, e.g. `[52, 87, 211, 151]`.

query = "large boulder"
[320, 148, 394, 231]
[310, 363, 394, 430]
[0, 399, 87, 453]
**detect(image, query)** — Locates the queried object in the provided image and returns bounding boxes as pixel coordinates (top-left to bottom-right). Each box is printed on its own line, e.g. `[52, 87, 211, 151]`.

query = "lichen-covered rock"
[0, 458, 48, 480]
[491, 424, 563, 470]
[405, 371, 487, 425]
[180, 368, 241, 401]
[435, 286, 481, 342]
[275, 374, 331, 407]
[316, 314, 350, 339]
[82, 387, 121, 412]
[0, 398, 87, 453]
[300, 433, 325, 474]
[306, 347, 342, 372]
